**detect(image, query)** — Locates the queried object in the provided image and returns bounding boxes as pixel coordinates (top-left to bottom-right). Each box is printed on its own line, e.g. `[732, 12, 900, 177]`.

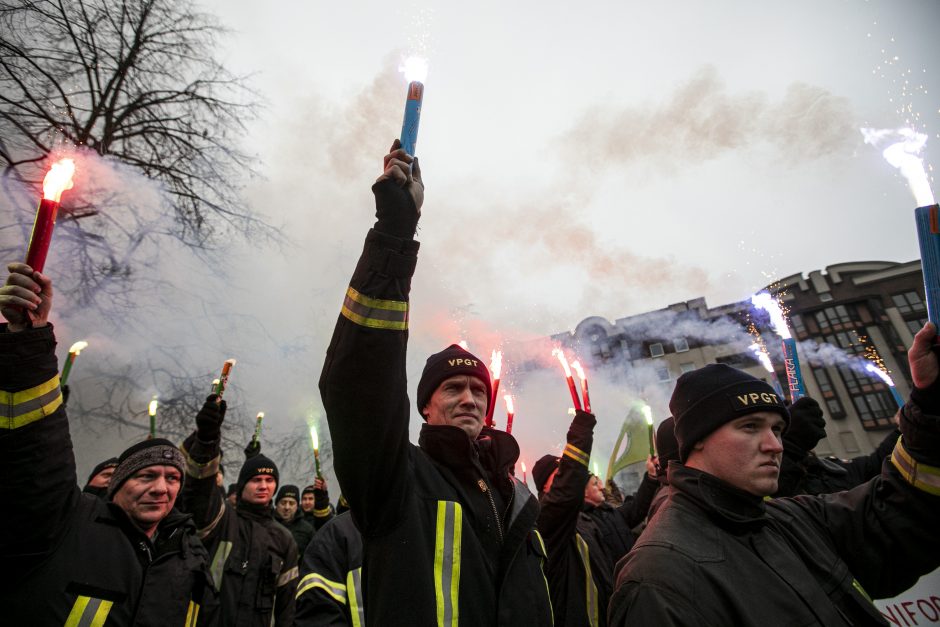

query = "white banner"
[875, 569, 940, 626]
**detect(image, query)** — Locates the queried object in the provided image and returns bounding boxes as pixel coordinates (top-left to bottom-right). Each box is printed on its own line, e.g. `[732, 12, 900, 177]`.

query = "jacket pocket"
[255, 552, 284, 612]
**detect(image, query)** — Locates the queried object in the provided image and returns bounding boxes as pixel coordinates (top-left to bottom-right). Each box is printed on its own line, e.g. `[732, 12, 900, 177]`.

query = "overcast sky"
[60, 0, 940, 479]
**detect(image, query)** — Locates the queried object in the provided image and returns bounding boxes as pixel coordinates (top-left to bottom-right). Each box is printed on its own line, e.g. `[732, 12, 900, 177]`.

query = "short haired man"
[82, 456, 119, 498]
[275, 484, 314, 555]
[299, 477, 335, 530]
[609, 331, 940, 626]
[179, 399, 299, 626]
[319, 141, 552, 626]
[0, 263, 214, 626]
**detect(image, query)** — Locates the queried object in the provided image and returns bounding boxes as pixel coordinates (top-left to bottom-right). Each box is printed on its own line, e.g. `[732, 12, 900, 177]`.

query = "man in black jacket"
[0, 263, 214, 626]
[609, 327, 940, 626]
[295, 511, 364, 627]
[300, 477, 336, 530]
[179, 398, 299, 627]
[319, 140, 552, 626]
[275, 484, 314, 555]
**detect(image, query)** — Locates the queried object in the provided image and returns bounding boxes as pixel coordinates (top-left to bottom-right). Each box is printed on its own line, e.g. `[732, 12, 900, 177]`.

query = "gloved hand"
[62, 384, 70, 408]
[783, 397, 826, 455]
[244, 439, 260, 459]
[195, 395, 226, 441]
[372, 140, 423, 238]
[313, 476, 330, 510]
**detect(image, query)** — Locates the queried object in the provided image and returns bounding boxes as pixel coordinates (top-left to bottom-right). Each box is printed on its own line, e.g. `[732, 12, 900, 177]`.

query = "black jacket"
[295, 512, 364, 627]
[775, 428, 900, 497]
[0, 324, 214, 626]
[320, 225, 553, 627]
[276, 510, 315, 556]
[180, 433, 299, 627]
[609, 390, 940, 627]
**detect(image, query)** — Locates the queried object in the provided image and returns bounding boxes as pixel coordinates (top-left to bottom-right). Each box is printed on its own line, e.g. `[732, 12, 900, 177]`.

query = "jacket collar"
[237, 499, 274, 521]
[667, 463, 767, 526]
[418, 424, 520, 476]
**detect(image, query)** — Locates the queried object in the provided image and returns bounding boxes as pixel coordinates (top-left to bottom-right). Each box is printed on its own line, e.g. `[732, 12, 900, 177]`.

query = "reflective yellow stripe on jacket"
[434, 500, 462, 627]
[563, 443, 590, 468]
[575, 534, 600, 627]
[0, 375, 62, 429]
[341, 286, 409, 330]
[891, 439, 940, 496]
[296, 572, 348, 604]
[347, 567, 365, 627]
[64, 595, 113, 627]
[184, 600, 200, 627]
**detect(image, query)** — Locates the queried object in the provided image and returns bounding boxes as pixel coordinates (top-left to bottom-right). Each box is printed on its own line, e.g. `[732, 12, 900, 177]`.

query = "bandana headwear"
[670, 364, 789, 462]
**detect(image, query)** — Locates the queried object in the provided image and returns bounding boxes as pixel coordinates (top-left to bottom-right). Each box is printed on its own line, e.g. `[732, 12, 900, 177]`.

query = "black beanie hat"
[532, 454, 560, 495]
[107, 439, 185, 498]
[301, 484, 316, 497]
[416, 344, 492, 418]
[654, 417, 680, 465]
[236, 453, 279, 498]
[670, 364, 789, 462]
[276, 484, 300, 504]
[86, 457, 119, 485]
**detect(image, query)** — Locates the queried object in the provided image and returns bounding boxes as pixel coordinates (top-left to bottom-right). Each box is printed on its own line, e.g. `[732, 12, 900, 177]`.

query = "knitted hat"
[670, 364, 789, 462]
[654, 417, 680, 465]
[276, 484, 300, 504]
[86, 457, 119, 486]
[416, 344, 492, 417]
[107, 439, 185, 498]
[236, 453, 279, 497]
[301, 484, 316, 498]
[532, 454, 560, 495]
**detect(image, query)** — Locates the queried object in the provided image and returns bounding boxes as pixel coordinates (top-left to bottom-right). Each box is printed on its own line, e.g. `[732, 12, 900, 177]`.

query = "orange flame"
[571, 360, 586, 381]
[42, 158, 76, 202]
[552, 348, 572, 377]
[490, 350, 503, 380]
[504, 394, 514, 414]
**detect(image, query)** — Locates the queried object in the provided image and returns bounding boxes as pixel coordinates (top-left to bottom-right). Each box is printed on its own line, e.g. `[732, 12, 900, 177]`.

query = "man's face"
[242, 475, 276, 506]
[423, 375, 488, 440]
[216, 471, 225, 487]
[583, 474, 605, 507]
[300, 493, 315, 512]
[276, 496, 298, 520]
[686, 411, 785, 496]
[88, 466, 115, 489]
[112, 465, 181, 536]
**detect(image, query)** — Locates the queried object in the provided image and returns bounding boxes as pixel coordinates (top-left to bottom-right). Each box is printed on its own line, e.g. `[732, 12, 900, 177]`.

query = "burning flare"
[861, 127, 935, 206]
[504, 394, 514, 414]
[751, 292, 792, 339]
[310, 425, 320, 451]
[864, 363, 895, 387]
[42, 158, 76, 202]
[748, 342, 775, 373]
[148, 397, 158, 417]
[401, 56, 429, 83]
[68, 340, 88, 355]
[490, 350, 503, 380]
[641, 405, 653, 426]
[552, 348, 573, 377]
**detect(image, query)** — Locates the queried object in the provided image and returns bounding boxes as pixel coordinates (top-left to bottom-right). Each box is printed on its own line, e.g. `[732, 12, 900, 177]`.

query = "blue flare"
[914, 204, 940, 326]
[400, 81, 424, 157]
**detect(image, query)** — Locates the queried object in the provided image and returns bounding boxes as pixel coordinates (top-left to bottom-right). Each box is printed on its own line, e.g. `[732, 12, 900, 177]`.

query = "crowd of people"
[1, 140, 938, 626]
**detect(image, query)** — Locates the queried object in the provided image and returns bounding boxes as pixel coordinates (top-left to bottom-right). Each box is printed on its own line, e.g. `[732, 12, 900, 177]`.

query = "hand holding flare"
[552, 348, 584, 411]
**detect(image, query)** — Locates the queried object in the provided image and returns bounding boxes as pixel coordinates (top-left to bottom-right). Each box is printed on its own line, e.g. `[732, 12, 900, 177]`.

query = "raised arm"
[318, 141, 423, 536]
[179, 396, 227, 536]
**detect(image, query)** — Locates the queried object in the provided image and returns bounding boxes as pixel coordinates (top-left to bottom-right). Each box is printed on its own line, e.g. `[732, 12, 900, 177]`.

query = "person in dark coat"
[275, 484, 314, 555]
[83, 456, 119, 498]
[646, 416, 680, 519]
[295, 511, 364, 627]
[179, 398, 299, 627]
[0, 263, 215, 626]
[609, 330, 940, 627]
[319, 140, 552, 626]
[774, 396, 900, 497]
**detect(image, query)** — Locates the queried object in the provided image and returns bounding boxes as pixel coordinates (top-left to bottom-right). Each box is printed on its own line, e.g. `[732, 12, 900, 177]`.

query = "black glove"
[244, 439, 260, 459]
[372, 178, 420, 238]
[314, 486, 331, 511]
[195, 395, 226, 441]
[784, 397, 826, 455]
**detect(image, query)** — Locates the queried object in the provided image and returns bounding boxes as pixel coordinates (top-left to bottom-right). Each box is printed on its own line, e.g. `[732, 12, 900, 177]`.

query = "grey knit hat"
[107, 438, 185, 498]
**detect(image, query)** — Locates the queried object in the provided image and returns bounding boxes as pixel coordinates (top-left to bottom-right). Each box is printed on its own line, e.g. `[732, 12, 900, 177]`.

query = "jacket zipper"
[478, 478, 504, 544]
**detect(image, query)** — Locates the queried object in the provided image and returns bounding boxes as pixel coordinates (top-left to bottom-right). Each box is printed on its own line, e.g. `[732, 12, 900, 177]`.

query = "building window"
[906, 318, 929, 337]
[813, 305, 856, 331]
[892, 291, 925, 314]
[649, 343, 664, 358]
[819, 293, 833, 302]
[673, 338, 689, 353]
[811, 367, 834, 394]
[853, 392, 896, 430]
[820, 331, 865, 355]
[790, 313, 807, 336]
[826, 397, 846, 419]
[838, 365, 878, 395]
[656, 366, 671, 382]
[679, 362, 696, 374]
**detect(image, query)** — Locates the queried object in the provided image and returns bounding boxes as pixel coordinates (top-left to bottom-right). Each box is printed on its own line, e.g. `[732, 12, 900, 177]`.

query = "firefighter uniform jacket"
[319, 225, 553, 627]
[608, 390, 940, 627]
[0, 324, 214, 626]
[276, 510, 315, 556]
[295, 512, 364, 627]
[180, 433, 299, 627]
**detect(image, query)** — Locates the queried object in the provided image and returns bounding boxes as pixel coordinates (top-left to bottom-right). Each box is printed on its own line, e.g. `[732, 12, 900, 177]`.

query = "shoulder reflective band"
[184, 600, 200, 627]
[341, 286, 409, 331]
[891, 439, 940, 496]
[209, 540, 234, 589]
[0, 375, 61, 429]
[347, 567, 365, 627]
[575, 534, 599, 627]
[563, 443, 590, 468]
[296, 572, 347, 604]
[65, 595, 113, 627]
[277, 565, 299, 587]
[434, 500, 463, 627]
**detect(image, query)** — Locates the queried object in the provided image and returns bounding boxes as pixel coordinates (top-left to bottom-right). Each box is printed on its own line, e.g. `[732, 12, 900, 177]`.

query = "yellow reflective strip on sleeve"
[180, 445, 220, 480]
[891, 440, 940, 496]
[0, 375, 62, 429]
[341, 286, 409, 330]
[90, 600, 113, 627]
[296, 572, 348, 604]
[575, 535, 600, 627]
[563, 443, 590, 467]
[314, 506, 332, 517]
[852, 579, 875, 606]
[277, 565, 299, 587]
[347, 568, 365, 627]
[64, 596, 91, 627]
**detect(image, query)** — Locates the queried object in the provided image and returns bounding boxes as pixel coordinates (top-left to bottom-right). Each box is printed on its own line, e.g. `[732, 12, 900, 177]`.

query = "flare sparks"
[752, 292, 805, 401]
